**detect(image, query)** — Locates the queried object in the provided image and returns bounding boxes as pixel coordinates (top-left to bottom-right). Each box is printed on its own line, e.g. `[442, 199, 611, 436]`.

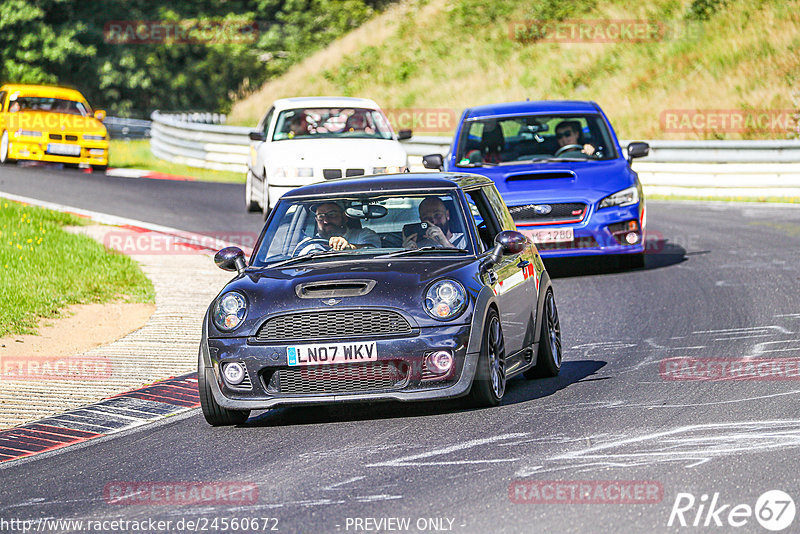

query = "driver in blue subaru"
[310, 201, 380, 251]
[555, 120, 595, 156]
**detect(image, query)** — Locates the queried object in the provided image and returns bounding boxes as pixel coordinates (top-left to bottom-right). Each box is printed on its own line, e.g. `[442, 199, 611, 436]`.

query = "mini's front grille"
[536, 235, 599, 250]
[323, 169, 342, 179]
[345, 168, 364, 177]
[255, 310, 412, 342]
[509, 202, 587, 223]
[265, 361, 410, 394]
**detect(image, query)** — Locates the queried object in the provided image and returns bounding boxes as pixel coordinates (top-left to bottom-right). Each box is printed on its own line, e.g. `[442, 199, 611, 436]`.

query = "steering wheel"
[292, 238, 331, 257]
[554, 144, 584, 157]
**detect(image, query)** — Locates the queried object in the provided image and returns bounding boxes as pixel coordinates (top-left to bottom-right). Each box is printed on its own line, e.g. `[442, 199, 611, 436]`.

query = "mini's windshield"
[12, 96, 89, 116]
[455, 113, 618, 165]
[272, 107, 394, 141]
[251, 192, 474, 267]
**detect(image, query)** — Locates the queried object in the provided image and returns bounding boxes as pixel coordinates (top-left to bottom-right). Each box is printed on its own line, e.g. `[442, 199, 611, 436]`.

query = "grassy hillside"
[229, 0, 800, 140]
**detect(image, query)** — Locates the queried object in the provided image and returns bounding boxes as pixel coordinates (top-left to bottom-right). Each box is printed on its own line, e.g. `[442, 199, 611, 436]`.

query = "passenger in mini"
[311, 201, 380, 250]
[555, 120, 595, 156]
[403, 197, 467, 249]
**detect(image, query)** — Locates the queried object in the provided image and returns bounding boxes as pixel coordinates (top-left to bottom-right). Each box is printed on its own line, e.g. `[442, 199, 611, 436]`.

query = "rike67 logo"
[668, 490, 796, 531]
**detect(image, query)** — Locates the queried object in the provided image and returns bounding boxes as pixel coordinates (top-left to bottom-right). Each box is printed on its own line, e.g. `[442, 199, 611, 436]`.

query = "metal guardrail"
[148, 113, 800, 193]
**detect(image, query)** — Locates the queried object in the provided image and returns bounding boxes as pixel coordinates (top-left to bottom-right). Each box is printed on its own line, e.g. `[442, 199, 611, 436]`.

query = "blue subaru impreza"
[424, 100, 650, 267]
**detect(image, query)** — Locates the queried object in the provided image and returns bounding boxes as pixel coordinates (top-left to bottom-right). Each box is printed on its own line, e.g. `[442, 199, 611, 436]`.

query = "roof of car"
[271, 96, 381, 112]
[282, 173, 494, 198]
[0, 84, 88, 102]
[464, 100, 600, 120]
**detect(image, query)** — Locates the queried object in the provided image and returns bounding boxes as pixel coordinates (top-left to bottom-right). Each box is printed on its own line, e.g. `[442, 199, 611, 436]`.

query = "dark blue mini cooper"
[199, 173, 562, 426]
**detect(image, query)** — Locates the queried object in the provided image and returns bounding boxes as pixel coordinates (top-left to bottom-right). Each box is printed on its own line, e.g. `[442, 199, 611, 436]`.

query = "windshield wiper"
[456, 161, 499, 167]
[267, 249, 358, 269]
[378, 246, 470, 258]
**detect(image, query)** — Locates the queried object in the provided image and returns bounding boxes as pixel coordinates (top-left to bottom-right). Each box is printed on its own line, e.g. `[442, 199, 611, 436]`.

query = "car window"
[271, 107, 394, 141]
[483, 184, 517, 232]
[456, 113, 618, 164]
[12, 96, 88, 116]
[259, 106, 274, 136]
[464, 187, 502, 251]
[252, 191, 473, 266]
[0, 92, 6, 112]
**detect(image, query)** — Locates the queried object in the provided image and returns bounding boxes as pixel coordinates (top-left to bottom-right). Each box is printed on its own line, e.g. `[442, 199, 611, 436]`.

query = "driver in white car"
[312, 202, 380, 250]
[555, 120, 595, 156]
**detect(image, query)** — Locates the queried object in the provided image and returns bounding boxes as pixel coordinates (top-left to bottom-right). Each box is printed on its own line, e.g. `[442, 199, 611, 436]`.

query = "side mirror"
[94, 109, 106, 122]
[215, 247, 247, 274]
[627, 142, 649, 162]
[249, 131, 266, 142]
[422, 153, 444, 170]
[397, 129, 412, 141]
[495, 230, 528, 255]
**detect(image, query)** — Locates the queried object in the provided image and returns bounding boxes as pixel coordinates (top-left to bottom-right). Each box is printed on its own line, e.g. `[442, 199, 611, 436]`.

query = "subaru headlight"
[599, 186, 639, 209]
[424, 280, 467, 320]
[14, 130, 42, 138]
[83, 134, 106, 141]
[213, 292, 247, 331]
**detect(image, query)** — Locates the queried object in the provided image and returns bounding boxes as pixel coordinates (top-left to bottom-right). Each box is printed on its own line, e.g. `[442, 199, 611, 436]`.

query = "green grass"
[0, 200, 155, 337]
[109, 140, 245, 183]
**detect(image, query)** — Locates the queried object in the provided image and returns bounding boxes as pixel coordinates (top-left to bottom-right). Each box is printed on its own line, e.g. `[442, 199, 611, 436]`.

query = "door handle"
[517, 260, 530, 269]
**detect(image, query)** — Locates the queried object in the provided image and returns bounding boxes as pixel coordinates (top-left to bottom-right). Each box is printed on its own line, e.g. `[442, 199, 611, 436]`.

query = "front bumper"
[517, 202, 645, 258]
[7, 137, 108, 167]
[202, 324, 478, 410]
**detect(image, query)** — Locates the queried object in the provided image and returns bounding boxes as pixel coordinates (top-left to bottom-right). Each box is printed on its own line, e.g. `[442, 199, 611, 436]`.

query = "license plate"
[287, 341, 377, 367]
[47, 143, 81, 156]
[524, 227, 574, 244]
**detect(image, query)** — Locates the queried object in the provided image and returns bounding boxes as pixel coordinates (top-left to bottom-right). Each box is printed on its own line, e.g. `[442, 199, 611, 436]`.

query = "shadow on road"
[243, 360, 606, 428]
[546, 240, 688, 278]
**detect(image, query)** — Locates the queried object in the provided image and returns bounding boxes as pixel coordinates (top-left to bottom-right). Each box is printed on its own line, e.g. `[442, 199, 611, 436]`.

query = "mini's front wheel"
[466, 309, 506, 407]
[527, 289, 561, 378]
[198, 367, 250, 426]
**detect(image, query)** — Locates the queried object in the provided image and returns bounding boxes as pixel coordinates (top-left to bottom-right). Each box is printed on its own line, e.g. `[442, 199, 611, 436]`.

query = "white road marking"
[323, 476, 365, 490]
[366, 432, 528, 468]
[693, 325, 792, 335]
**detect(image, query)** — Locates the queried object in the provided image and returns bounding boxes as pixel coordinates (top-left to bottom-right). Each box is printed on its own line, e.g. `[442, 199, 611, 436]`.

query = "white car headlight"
[83, 134, 106, 141]
[424, 280, 467, 320]
[372, 166, 407, 174]
[213, 292, 247, 331]
[14, 130, 42, 138]
[274, 167, 314, 178]
[599, 186, 639, 209]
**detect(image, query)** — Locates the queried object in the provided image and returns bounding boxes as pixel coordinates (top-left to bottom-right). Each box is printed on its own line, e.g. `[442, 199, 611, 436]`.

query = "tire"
[526, 289, 562, 378]
[466, 308, 506, 407]
[245, 170, 260, 212]
[92, 165, 108, 173]
[0, 131, 14, 164]
[198, 365, 250, 426]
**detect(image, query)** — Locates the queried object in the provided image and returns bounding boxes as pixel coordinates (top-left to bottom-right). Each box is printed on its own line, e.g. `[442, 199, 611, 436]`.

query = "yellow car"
[0, 84, 109, 171]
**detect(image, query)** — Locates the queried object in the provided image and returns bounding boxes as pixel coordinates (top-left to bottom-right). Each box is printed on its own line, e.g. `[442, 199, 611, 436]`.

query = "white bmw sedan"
[246, 97, 410, 216]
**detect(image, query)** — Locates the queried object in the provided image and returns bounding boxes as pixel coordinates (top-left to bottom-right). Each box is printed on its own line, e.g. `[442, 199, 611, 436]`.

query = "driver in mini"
[555, 120, 595, 156]
[313, 202, 380, 250]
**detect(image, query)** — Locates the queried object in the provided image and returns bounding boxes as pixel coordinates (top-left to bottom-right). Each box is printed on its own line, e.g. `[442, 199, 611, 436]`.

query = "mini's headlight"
[599, 186, 639, 209]
[213, 292, 247, 331]
[222, 362, 246, 385]
[424, 280, 467, 320]
[83, 134, 106, 141]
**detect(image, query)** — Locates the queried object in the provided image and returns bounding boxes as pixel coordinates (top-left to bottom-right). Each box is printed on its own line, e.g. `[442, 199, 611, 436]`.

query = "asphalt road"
[2, 165, 800, 534]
